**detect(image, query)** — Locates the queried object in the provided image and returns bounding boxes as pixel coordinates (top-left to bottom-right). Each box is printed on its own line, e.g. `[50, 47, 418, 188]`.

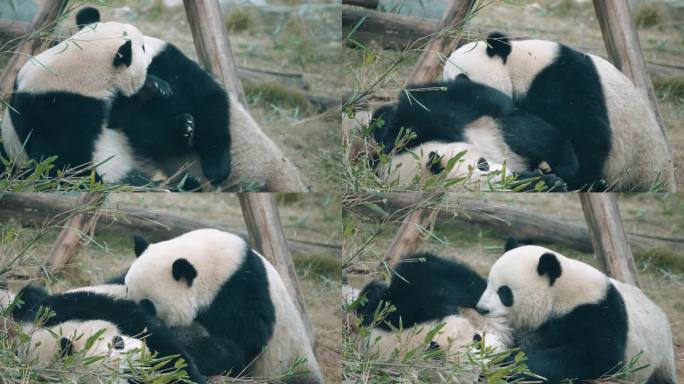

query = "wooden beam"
[346, 193, 684, 254]
[579, 194, 641, 287]
[44, 193, 104, 274]
[406, 0, 476, 83]
[238, 193, 316, 348]
[0, 193, 340, 256]
[0, 0, 70, 99]
[183, 0, 246, 104]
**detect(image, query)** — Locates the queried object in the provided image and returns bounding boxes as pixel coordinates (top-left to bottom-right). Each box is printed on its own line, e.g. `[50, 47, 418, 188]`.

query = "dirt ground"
[0, 0, 341, 191]
[344, 193, 684, 380]
[1, 193, 342, 383]
[345, 0, 684, 190]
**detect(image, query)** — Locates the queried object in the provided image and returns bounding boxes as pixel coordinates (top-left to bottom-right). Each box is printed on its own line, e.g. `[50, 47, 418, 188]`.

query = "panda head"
[67, 7, 151, 97]
[124, 229, 249, 327]
[476, 244, 608, 330]
[443, 32, 513, 97]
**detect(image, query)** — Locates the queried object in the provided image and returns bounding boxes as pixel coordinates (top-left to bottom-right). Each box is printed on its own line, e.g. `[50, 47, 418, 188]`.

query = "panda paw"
[144, 74, 173, 99]
[515, 170, 568, 192]
[176, 173, 202, 191]
[427, 151, 445, 174]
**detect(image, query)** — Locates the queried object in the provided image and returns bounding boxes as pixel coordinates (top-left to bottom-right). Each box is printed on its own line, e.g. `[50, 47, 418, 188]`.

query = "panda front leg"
[182, 334, 246, 376]
[520, 346, 603, 383]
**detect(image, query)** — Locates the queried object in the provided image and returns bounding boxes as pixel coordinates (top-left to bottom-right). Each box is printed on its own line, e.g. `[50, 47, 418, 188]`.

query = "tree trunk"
[342, 0, 379, 9]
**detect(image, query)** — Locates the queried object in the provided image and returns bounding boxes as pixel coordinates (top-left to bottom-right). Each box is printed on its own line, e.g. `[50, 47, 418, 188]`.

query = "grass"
[245, 82, 314, 115]
[225, 9, 252, 32]
[653, 76, 684, 102]
[634, 4, 664, 28]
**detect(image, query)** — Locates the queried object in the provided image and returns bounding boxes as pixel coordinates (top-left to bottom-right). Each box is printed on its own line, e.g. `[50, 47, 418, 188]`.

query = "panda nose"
[476, 306, 490, 315]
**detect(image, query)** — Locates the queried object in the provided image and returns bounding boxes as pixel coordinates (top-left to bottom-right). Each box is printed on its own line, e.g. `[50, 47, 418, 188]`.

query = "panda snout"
[476, 306, 490, 315]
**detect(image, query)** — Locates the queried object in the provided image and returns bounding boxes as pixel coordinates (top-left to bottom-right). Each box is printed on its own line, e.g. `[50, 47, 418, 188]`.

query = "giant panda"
[443, 32, 675, 192]
[372, 77, 575, 191]
[75, 7, 231, 186]
[11, 285, 206, 383]
[124, 229, 322, 383]
[0, 18, 160, 185]
[475, 243, 676, 383]
[18, 319, 145, 384]
[356, 253, 512, 364]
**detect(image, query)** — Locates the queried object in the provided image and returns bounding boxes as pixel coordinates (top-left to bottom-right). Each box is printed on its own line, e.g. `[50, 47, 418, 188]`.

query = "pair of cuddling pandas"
[1, 7, 276, 190]
[372, 32, 674, 192]
[356, 239, 676, 383]
[5, 229, 321, 384]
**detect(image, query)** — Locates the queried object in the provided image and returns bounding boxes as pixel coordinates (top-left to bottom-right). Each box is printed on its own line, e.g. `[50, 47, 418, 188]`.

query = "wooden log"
[183, 0, 246, 104]
[0, 193, 340, 256]
[0, 0, 69, 99]
[579, 194, 641, 286]
[346, 193, 684, 254]
[44, 193, 104, 274]
[237, 66, 309, 90]
[238, 193, 316, 348]
[0, 20, 29, 43]
[343, 0, 379, 9]
[406, 0, 476, 84]
[341, 6, 684, 80]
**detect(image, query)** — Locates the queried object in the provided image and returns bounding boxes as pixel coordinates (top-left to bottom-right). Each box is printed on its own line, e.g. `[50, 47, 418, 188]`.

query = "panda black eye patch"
[497, 285, 514, 307]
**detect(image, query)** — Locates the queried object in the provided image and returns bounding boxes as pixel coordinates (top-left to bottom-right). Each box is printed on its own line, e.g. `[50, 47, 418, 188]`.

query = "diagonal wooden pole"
[0, 0, 70, 99]
[405, 0, 477, 84]
[44, 192, 105, 274]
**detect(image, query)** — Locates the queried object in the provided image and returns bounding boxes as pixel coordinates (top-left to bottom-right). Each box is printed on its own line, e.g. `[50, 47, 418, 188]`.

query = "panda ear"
[133, 234, 149, 258]
[537, 252, 562, 286]
[113, 40, 133, 68]
[504, 236, 520, 251]
[172, 259, 197, 287]
[486, 32, 511, 62]
[59, 337, 74, 358]
[76, 7, 101, 29]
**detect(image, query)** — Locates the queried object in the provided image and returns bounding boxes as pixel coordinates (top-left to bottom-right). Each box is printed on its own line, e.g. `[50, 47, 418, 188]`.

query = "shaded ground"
[344, 0, 684, 190]
[344, 193, 684, 379]
[1, 193, 342, 382]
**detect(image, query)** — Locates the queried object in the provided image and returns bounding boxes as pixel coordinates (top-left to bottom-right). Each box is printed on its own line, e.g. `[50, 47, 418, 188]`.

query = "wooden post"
[406, 0, 476, 83]
[592, 0, 669, 152]
[183, 0, 246, 104]
[342, 0, 379, 8]
[0, 0, 69, 98]
[580, 194, 641, 287]
[237, 193, 315, 348]
[44, 193, 104, 274]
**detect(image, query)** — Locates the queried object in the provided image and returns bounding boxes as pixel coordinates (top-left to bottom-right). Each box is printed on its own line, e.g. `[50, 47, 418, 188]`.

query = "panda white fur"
[379, 140, 508, 189]
[476, 242, 676, 383]
[18, 319, 144, 384]
[443, 32, 675, 192]
[11, 285, 206, 383]
[1, 18, 155, 184]
[356, 253, 512, 369]
[371, 78, 573, 191]
[124, 229, 322, 383]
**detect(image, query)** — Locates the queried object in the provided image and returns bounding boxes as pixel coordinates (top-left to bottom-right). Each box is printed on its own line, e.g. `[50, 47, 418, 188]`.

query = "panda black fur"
[372, 77, 574, 191]
[12, 285, 206, 383]
[74, 7, 231, 186]
[476, 242, 676, 383]
[356, 253, 511, 359]
[443, 32, 674, 191]
[1, 18, 154, 184]
[124, 229, 322, 382]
